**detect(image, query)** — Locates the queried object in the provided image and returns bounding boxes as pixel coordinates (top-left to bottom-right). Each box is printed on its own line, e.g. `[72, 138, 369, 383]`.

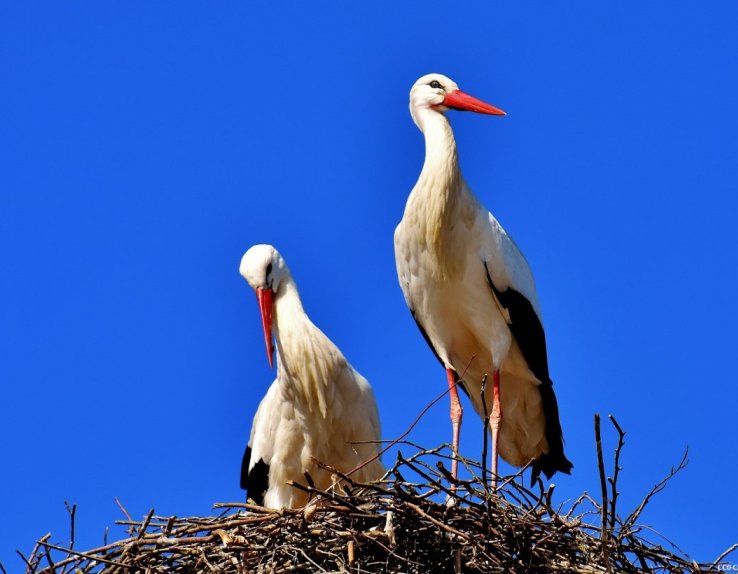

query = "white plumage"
[394, 74, 572, 484]
[239, 244, 384, 508]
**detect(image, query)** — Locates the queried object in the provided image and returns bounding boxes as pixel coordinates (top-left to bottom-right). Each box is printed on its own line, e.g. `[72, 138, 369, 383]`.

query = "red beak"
[442, 90, 506, 115]
[256, 287, 274, 369]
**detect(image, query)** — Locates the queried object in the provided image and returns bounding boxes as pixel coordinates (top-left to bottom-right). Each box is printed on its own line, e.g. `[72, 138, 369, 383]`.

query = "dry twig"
[594, 413, 611, 572]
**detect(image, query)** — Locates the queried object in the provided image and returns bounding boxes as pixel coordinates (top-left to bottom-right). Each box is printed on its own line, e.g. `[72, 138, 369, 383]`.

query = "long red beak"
[442, 90, 506, 115]
[256, 287, 274, 369]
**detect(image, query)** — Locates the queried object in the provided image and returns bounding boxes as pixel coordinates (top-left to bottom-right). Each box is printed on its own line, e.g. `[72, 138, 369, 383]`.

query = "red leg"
[446, 368, 463, 481]
[490, 369, 502, 488]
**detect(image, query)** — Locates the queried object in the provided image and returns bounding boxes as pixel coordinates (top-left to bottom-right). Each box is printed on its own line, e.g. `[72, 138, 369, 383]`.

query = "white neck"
[272, 276, 306, 367]
[415, 108, 459, 186]
[271, 277, 336, 418]
[406, 108, 468, 279]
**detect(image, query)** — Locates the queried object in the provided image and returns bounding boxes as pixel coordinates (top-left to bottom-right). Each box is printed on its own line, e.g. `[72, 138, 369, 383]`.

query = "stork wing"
[483, 261, 550, 384]
[479, 211, 572, 481]
[240, 380, 279, 504]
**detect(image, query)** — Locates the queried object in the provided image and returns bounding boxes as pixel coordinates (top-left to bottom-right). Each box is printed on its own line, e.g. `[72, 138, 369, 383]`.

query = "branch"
[607, 415, 625, 532]
[711, 543, 738, 570]
[64, 501, 76, 551]
[624, 448, 689, 530]
[594, 413, 611, 572]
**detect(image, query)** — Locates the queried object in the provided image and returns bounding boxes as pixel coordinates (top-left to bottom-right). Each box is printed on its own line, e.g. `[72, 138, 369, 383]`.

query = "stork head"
[409, 73, 506, 130]
[240, 244, 290, 369]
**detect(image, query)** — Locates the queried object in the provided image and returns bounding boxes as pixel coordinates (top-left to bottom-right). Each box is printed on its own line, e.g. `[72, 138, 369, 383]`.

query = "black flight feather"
[483, 262, 573, 484]
[240, 445, 269, 506]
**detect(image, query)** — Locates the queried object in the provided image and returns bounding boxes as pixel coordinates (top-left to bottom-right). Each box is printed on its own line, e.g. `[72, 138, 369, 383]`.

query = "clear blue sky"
[2, 1, 737, 568]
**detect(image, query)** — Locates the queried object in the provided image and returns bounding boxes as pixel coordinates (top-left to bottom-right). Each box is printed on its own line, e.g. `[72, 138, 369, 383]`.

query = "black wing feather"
[240, 445, 269, 505]
[483, 262, 573, 483]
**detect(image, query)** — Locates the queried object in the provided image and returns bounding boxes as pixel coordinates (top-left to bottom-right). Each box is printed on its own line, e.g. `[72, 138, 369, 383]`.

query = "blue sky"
[2, 1, 737, 568]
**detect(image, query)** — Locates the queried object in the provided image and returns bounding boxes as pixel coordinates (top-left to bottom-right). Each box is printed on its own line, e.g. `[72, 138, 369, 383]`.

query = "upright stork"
[240, 244, 384, 508]
[394, 74, 572, 484]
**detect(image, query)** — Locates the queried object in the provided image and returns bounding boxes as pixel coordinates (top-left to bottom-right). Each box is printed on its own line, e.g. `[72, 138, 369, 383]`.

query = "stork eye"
[429, 80, 443, 90]
[265, 262, 272, 278]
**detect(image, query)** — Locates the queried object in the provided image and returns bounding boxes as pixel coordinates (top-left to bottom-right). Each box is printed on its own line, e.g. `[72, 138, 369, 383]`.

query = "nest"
[15, 415, 736, 573]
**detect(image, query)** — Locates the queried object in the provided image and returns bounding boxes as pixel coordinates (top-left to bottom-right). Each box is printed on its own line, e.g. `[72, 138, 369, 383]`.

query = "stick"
[607, 415, 625, 532]
[37, 541, 131, 568]
[711, 543, 738, 570]
[624, 448, 689, 530]
[137, 508, 155, 540]
[114, 497, 136, 536]
[594, 414, 611, 572]
[64, 501, 76, 551]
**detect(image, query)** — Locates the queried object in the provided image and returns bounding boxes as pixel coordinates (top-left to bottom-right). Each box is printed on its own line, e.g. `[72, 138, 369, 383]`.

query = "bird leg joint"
[490, 369, 502, 428]
[451, 400, 463, 424]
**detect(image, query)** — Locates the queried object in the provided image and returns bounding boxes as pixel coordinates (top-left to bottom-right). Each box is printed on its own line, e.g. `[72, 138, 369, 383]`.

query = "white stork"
[394, 74, 572, 485]
[239, 244, 385, 508]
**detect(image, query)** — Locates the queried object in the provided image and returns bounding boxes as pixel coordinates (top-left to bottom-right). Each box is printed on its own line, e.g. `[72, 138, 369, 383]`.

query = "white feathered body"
[246, 280, 384, 509]
[394, 112, 550, 467]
